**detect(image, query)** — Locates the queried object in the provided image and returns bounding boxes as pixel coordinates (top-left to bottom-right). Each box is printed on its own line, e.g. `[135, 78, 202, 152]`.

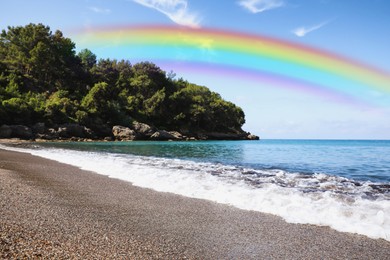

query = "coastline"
[0, 123, 259, 142]
[1, 148, 390, 259]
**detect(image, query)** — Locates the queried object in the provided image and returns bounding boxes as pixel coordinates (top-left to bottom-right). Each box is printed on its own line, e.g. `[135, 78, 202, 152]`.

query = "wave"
[2, 144, 389, 241]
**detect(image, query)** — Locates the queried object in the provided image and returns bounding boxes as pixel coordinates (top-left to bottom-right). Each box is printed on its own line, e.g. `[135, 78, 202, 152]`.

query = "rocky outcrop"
[32, 123, 46, 135]
[0, 122, 259, 141]
[168, 131, 185, 140]
[10, 125, 33, 139]
[91, 124, 112, 139]
[194, 132, 259, 141]
[0, 123, 96, 141]
[113, 122, 165, 141]
[247, 134, 260, 140]
[0, 125, 12, 138]
[150, 130, 178, 141]
[132, 122, 156, 139]
[57, 124, 90, 138]
[39, 128, 59, 140]
[32, 123, 93, 140]
[112, 126, 138, 141]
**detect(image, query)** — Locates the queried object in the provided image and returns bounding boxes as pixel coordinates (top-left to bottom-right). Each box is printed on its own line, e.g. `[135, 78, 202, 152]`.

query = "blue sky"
[1, 0, 390, 139]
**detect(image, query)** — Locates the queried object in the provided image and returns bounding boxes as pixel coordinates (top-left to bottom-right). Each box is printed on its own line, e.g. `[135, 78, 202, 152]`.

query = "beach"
[1, 147, 390, 259]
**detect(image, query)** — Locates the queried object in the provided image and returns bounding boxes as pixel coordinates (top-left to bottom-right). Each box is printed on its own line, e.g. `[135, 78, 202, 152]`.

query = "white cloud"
[88, 6, 111, 14]
[238, 0, 284, 13]
[292, 21, 328, 37]
[133, 0, 200, 28]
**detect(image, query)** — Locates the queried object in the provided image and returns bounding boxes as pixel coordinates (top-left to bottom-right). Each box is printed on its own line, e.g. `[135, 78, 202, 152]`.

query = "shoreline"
[0, 123, 260, 142]
[1, 148, 390, 258]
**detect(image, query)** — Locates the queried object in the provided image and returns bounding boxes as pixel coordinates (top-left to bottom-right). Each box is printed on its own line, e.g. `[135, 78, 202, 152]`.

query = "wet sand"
[1, 148, 389, 259]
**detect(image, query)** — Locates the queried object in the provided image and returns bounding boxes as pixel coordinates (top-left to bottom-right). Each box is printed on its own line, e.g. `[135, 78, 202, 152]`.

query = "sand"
[1, 147, 389, 259]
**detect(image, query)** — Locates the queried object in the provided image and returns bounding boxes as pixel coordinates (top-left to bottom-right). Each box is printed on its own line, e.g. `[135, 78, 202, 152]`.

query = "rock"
[112, 125, 138, 140]
[54, 124, 95, 139]
[197, 133, 208, 140]
[201, 132, 247, 140]
[58, 124, 86, 138]
[247, 134, 260, 140]
[36, 128, 58, 140]
[132, 122, 156, 138]
[201, 132, 259, 140]
[91, 124, 111, 138]
[83, 127, 94, 139]
[150, 130, 177, 141]
[48, 128, 58, 136]
[32, 123, 46, 134]
[168, 131, 185, 140]
[0, 125, 12, 138]
[9, 125, 33, 139]
[70, 137, 82, 142]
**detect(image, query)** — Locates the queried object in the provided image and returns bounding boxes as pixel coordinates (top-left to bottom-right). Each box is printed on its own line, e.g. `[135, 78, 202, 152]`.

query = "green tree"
[0, 23, 247, 136]
[45, 90, 75, 124]
[144, 88, 166, 118]
[82, 82, 128, 125]
[82, 82, 110, 114]
[1, 97, 31, 124]
[4, 73, 21, 98]
[25, 91, 46, 122]
[0, 23, 83, 94]
[169, 82, 210, 130]
[91, 59, 120, 87]
[78, 48, 96, 71]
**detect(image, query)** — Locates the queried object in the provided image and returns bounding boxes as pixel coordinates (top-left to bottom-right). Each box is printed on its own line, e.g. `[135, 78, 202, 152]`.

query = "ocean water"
[2, 139, 390, 241]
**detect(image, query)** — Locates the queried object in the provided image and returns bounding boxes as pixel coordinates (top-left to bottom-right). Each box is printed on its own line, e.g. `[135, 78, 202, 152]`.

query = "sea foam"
[2, 145, 389, 241]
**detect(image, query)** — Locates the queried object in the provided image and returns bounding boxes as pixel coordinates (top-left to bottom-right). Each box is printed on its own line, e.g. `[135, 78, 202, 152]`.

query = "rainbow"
[74, 25, 390, 107]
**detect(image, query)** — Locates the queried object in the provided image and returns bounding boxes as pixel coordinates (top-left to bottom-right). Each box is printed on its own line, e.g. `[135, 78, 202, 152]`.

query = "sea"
[2, 139, 389, 241]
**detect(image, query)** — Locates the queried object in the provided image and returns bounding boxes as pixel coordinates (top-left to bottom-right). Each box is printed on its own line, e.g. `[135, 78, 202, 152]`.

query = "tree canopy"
[0, 23, 246, 134]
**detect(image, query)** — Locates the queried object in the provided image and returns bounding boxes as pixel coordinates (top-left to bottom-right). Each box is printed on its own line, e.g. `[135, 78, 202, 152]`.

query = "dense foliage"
[0, 24, 245, 134]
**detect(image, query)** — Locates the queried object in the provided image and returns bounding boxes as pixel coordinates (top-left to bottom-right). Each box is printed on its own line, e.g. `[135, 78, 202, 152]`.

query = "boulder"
[10, 125, 33, 139]
[58, 124, 86, 138]
[104, 136, 113, 141]
[32, 122, 46, 134]
[132, 122, 156, 138]
[197, 133, 208, 140]
[247, 134, 260, 140]
[168, 131, 185, 140]
[0, 125, 12, 138]
[112, 125, 138, 140]
[84, 127, 95, 138]
[150, 130, 177, 141]
[48, 128, 58, 136]
[36, 128, 58, 140]
[91, 124, 111, 138]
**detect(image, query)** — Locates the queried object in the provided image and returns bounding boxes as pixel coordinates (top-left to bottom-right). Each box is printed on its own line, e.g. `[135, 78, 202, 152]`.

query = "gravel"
[1, 148, 390, 259]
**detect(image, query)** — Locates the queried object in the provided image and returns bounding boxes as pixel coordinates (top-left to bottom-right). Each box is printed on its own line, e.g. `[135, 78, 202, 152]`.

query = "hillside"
[0, 24, 258, 141]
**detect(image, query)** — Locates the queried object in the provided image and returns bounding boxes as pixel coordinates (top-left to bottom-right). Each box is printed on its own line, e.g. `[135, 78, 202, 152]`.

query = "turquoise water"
[38, 139, 390, 182]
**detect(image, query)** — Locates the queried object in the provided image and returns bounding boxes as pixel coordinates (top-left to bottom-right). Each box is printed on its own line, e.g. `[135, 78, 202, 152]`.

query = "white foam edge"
[1, 144, 389, 241]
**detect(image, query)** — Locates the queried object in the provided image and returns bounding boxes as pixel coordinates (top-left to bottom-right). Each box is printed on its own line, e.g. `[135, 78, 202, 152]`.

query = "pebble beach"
[1, 147, 390, 259]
